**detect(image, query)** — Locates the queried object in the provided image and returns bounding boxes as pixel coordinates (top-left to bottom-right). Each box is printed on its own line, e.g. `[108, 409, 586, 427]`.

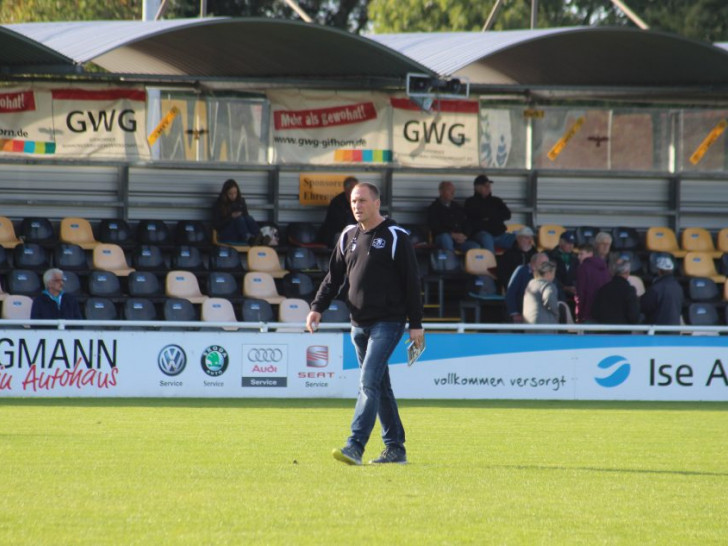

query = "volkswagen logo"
[158, 344, 187, 376]
[247, 348, 283, 363]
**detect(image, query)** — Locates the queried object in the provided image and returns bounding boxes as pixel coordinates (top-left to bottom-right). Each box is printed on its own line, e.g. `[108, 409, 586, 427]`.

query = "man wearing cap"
[641, 256, 683, 326]
[497, 226, 537, 288]
[549, 230, 578, 298]
[464, 174, 515, 254]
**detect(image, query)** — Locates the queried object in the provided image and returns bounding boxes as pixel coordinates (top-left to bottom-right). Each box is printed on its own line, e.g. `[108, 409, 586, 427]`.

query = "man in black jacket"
[427, 180, 479, 252]
[316, 176, 358, 248]
[642, 256, 683, 325]
[307, 182, 424, 466]
[592, 258, 640, 325]
[464, 174, 515, 253]
[31, 268, 82, 320]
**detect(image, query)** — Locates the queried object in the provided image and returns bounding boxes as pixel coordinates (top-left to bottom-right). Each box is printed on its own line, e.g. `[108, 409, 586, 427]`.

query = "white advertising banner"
[51, 86, 150, 160]
[0, 87, 55, 156]
[391, 96, 480, 167]
[268, 90, 391, 165]
[1, 330, 726, 401]
[480, 108, 513, 168]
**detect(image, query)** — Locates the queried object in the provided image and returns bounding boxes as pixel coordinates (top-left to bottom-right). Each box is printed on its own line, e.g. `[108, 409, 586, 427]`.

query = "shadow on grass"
[495, 464, 728, 478]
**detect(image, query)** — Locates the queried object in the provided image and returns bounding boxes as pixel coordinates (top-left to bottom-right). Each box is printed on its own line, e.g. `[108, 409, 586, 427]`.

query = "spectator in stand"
[641, 256, 684, 326]
[497, 226, 537, 287]
[548, 230, 578, 298]
[591, 258, 640, 325]
[575, 243, 611, 323]
[523, 260, 559, 328]
[31, 268, 82, 320]
[317, 176, 358, 248]
[505, 252, 549, 323]
[594, 231, 614, 264]
[427, 181, 479, 252]
[464, 174, 515, 254]
[212, 178, 263, 244]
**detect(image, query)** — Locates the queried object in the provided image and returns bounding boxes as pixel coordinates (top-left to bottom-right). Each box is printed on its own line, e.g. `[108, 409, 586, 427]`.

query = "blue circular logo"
[595, 355, 631, 388]
[158, 344, 187, 376]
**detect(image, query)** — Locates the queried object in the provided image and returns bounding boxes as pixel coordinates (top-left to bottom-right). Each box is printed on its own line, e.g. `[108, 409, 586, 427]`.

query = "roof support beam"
[609, 0, 649, 30]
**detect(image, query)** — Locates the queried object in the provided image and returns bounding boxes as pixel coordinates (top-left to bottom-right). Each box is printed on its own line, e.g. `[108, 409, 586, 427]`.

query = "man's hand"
[408, 328, 425, 348]
[306, 311, 322, 333]
[452, 232, 467, 244]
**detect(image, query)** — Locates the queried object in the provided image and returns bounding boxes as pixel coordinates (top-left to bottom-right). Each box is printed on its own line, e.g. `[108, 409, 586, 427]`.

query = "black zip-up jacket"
[464, 192, 511, 236]
[311, 218, 423, 329]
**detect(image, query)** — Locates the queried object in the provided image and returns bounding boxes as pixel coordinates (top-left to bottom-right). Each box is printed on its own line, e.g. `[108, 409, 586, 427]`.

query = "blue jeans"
[472, 230, 516, 253]
[347, 321, 406, 453]
[434, 233, 480, 253]
[218, 215, 259, 243]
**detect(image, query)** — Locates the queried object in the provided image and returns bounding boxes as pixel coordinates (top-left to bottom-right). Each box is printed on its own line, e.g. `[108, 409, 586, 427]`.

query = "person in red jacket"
[575, 243, 611, 323]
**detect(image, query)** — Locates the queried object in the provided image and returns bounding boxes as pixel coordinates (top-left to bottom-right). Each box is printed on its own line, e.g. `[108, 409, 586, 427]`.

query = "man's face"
[596, 239, 611, 257]
[474, 182, 492, 197]
[559, 239, 574, 253]
[517, 235, 534, 251]
[351, 186, 379, 225]
[47, 274, 64, 296]
[439, 183, 455, 204]
[578, 249, 593, 263]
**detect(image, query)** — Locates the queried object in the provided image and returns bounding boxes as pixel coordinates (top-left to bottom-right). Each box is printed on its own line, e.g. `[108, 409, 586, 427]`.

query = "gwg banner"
[391, 96, 480, 167]
[268, 90, 390, 165]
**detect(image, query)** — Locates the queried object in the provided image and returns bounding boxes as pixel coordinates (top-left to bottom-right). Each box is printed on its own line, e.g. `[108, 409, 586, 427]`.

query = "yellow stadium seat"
[277, 298, 310, 332]
[538, 224, 566, 251]
[92, 243, 135, 276]
[212, 229, 250, 252]
[2, 294, 33, 320]
[60, 217, 100, 250]
[683, 252, 726, 283]
[247, 245, 288, 278]
[201, 297, 238, 331]
[717, 228, 728, 254]
[646, 227, 686, 258]
[243, 272, 285, 305]
[165, 270, 209, 304]
[506, 223, 525, 234]
[0, 216, 22, 249]
[681, 227, 721, 258]
[464, 248, 497, 278]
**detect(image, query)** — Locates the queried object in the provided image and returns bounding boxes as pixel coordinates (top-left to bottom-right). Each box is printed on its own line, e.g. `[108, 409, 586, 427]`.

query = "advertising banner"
[480, 108, 513, 168]
[299, 173, 349, 205]
[268, 90, 390, 165]
[51, 86, 150, 160]
[391, 96, 480, 167]
[0, 87, 55, 156]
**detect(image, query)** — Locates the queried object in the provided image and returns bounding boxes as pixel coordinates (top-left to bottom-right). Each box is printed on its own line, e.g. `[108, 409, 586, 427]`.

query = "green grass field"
[0, 398, 726, 545]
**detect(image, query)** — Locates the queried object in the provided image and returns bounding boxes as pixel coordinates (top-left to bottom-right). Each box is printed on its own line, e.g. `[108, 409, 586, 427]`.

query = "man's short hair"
[613, 258, 631, 276]
[438, 180, 453, 191]
[473, 174, 493, 186]
[343, 176, 358, 190]
[595, 231, 613, 244]
[354, 182, 380, 199]
[536, 261, 556, 276]
[578, 243, 594, 253]
[529, 252, 549, 267]
[43, 268, 63, 288]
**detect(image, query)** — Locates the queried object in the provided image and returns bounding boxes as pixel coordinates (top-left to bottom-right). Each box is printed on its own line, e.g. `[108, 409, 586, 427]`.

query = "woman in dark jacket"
[212, 179, 261, 244]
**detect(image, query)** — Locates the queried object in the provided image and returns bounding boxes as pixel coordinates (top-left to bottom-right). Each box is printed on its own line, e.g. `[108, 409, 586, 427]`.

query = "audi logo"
[158, 344, 187, 376]
[247, 348, 283, 363]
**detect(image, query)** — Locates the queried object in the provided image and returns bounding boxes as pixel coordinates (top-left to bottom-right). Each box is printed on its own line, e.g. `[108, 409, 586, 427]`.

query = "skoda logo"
[201, 345, 229, 377]
[247, 348, 283, 363]
[595, 355, 631, 388]
[158, 344, 187, 376]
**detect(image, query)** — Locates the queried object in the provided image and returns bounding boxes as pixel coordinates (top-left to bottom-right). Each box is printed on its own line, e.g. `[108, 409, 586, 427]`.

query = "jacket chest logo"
[372, 238, 386, 249]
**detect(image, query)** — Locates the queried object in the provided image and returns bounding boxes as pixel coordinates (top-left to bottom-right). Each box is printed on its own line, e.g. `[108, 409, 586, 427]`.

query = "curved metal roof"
[371, 27, 728, 86]
[0, 25, 75, 71]
[4, 18, 435, 80]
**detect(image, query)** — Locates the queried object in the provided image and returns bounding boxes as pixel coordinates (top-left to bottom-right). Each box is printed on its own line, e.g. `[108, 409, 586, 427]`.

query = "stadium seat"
[54, 243, 89, 271]
[281, 271, 316, 301]
[207, 271, 241, 301]
[242, 298, 274, 323]
[127, 271, 162, 298]
[537, 224, 565, 251]
[165, 270, 208, 304]
[88, 270, 122, 298]
[2, 295, 33, 320]
[505, 223, 524, 234]
[403, 224, 430, 249]
[688, 277, 719, 302]
[464, 248, 497, 278]
[84, 297, 118, 321]
[123, 298, 157, 321]
[467, 274, 502, 300]
[686, 302, 720, 326]
[247, 245, 288, 278]
[209, 245, 243, 272]
[681, 227, 721, 258]
[98, 219, 133, 246]
[611, 227, 641, 251]
[575, 226, 599, 247]
[163, 298, 197, 322]
[13, 243, 49, 271]
[0, 216, 22, 249]
[201, 297, 238, 330]
[0, 247, 7, 272]
[286, 222, 326, 248]
[93, 243, 135, 276]
[717, 228, 728, 254]
[132, 245, 166, 271]
[429, 249, 461, 275]
[646, 226, 687, 258]
[321, 299, 349, 323]
[277, 298, 310, 332]
[212, 229, 250, 252]
[60, 217, 100, 250]
[20, 217, 55, 245]
[171, 245, 206, 271]
[683, 252, 726, 283]
[136, 220, 171, 246]
[61, 271, 82, 297]
[627, 275, 646, 297]
[175, 220, 209, 246]
[7, 269, 42, 297]
[285, 247, 319, 272]
[614, 251, 643, 275]
[243, 272, 285, 305]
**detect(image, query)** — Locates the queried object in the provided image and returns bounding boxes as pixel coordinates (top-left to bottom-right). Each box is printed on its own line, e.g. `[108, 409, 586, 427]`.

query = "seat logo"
[247, 348, 283, 363]
[595, 355, 631, 388]
[158, 344, 187, 376]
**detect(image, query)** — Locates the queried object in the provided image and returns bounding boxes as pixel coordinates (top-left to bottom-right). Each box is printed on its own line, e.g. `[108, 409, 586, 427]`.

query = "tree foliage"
[0, 0, 141, 22]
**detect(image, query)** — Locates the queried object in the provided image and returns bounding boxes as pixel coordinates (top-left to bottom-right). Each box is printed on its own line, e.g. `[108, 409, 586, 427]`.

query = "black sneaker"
[332, 444, 362, 466]
[369, 446, 407, 464]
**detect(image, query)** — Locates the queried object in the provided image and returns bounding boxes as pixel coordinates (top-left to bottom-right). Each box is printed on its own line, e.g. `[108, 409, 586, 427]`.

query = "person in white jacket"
[523, 260, 559, 327]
